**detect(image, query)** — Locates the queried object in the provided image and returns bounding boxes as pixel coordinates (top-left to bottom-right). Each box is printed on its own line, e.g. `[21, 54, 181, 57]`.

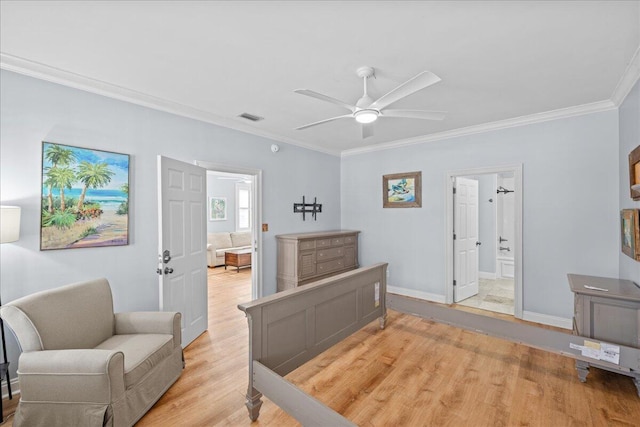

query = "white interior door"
[454, 177, 479, 302]
[158, 156, 207, 347]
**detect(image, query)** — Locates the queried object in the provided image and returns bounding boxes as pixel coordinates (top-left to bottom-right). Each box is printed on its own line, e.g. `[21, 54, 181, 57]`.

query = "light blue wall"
[0, 70, 342, 375]
[619, 80, 640, 282]
[0, 70, 342, 303]
[342, 110, 620, 319]
[206, 174, 236, 233]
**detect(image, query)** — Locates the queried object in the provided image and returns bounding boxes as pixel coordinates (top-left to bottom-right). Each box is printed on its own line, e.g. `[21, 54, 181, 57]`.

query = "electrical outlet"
[262, 223, 268, 232]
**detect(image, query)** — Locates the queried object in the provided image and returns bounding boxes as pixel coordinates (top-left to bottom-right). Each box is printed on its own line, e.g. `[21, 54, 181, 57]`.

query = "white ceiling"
[1, 1, 639, 156]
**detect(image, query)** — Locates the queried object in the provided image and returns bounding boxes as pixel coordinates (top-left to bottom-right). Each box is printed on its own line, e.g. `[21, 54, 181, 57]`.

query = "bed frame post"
[243, 312, 263, 420]
[245, 387, 263, 421]
[379, 313, 387, 329]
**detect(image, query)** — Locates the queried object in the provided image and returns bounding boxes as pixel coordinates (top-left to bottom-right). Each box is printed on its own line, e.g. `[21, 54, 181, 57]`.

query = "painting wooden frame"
[209, 197, 227, 221]
[383, 171, 422, 208]
[629, 144, 640, 201]
[40, 141, 130, 250]
[621, 209, 640, 261]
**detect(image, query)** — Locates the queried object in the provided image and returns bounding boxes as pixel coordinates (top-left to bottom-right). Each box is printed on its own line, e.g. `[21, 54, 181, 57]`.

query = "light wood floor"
[4, 269, 640, 426]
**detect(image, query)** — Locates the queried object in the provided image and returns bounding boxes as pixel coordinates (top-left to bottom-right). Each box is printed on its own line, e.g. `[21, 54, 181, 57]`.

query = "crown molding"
[0, 53, 341, 157]
[0, 52, 629, 160]
[341, 100, 617, 157]
[611, 45, 640, 106]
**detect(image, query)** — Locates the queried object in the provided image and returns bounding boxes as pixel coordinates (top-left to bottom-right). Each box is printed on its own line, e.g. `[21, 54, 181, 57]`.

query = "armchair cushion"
[95, 334, 174, 388]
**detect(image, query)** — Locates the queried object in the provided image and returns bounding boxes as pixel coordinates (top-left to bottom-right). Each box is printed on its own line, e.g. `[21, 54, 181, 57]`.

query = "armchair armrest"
[18, 349, 125, 404]
[115, 312, 181, 347]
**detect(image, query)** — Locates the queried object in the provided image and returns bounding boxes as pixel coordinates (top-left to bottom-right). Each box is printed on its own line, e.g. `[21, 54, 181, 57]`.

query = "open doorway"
[196, 161, 262, 302]
[445, 165, 522, 319]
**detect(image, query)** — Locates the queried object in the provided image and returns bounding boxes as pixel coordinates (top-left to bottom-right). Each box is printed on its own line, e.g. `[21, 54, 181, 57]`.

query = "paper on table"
[600, 343, 620, 364]
[569, 340, 620, 364]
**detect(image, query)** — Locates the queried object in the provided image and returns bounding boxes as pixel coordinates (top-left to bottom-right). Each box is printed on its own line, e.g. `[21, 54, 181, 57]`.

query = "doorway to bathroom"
[445, 165, 523, 318]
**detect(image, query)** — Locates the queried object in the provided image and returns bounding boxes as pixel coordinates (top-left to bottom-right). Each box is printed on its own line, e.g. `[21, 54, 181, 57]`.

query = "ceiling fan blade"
[381, 109, 446, 120]
[294, 89, 356, 112]
[295, 114, 353, 130]
[362, 123, 374, 139]
[369, 71, 441, 111]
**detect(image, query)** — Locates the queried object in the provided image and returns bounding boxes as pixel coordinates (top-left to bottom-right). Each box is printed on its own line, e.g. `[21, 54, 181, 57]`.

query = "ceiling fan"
[294, 66, 445, 139]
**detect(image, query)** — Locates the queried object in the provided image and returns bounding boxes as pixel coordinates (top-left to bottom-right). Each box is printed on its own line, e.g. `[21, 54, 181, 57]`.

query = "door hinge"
[453, 280, 457, 286]
[453, 187, 457, 194]
[453, 233, 456, 240]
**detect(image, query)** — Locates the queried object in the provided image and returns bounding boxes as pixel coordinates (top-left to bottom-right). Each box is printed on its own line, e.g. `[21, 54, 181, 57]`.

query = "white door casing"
[444, 164, 523, 319]
[454, 177, 479, 302]
[158, 156, 207, 347]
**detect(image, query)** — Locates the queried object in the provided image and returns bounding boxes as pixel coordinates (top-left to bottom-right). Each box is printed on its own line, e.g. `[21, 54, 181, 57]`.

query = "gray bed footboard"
[238, 263, 388, 422]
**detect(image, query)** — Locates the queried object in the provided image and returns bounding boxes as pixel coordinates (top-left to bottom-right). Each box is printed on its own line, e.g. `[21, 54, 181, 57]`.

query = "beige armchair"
[0, 278, 183, 427]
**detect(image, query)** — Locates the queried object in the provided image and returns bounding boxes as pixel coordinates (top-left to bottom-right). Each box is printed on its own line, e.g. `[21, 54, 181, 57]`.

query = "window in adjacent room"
[236, 182, 251, 232]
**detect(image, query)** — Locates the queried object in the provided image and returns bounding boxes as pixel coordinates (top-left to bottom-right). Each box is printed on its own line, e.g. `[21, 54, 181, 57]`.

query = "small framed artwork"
[621, 209, 640, 261]
[41, 141, 130, 250]
[383, 171, 422, 208]
[629, 144, 640, 201]
[209, 197, 227, 221]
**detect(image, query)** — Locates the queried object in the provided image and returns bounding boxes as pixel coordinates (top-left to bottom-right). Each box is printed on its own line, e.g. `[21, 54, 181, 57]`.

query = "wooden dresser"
[276, 230, 360, 292]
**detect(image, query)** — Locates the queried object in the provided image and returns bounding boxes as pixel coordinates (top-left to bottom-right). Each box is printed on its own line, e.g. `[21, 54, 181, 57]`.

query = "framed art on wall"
[383, 171, 422, 208]
[209, 197, 227, 221]
[629, 144, 640, 201]
[621, 209, 640, 261]
[41, 141, 130, 250]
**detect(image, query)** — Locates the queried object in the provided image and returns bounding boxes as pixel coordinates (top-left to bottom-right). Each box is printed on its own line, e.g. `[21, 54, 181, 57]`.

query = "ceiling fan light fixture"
[354, 109, 379, 124]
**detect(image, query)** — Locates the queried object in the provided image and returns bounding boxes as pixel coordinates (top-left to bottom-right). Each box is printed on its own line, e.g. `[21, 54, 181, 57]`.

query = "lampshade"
[0, 206, 21, 243]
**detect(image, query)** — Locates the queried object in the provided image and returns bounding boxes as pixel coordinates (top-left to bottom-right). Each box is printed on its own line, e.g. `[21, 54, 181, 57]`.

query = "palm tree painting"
[41, 142, 130, 250]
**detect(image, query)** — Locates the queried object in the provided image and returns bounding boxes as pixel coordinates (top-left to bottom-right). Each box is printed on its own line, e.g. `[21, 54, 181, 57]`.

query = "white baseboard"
[387, 286, 446, 304]
[522, 310, 572, 330]
[479, 271, 497, 280]
[2, 377, 19, 400]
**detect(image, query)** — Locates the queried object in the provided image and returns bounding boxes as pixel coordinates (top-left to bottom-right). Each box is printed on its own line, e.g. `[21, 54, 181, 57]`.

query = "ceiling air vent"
[238, 112, 264, 122]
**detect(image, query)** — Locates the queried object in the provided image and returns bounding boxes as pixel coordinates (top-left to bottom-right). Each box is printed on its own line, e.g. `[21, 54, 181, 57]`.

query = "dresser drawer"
[317, 246, 344, 261]
[331, 237, 345, 246]
[317, 258, 345, 275]
[316, 238, 332, 248]
[299, 240, 316, 251]
[344, 235, 356, 244]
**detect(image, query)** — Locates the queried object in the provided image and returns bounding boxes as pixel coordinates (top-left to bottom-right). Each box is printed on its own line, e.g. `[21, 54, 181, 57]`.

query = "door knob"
[164, 267, 174, 274]
[476, 241, 482, 246]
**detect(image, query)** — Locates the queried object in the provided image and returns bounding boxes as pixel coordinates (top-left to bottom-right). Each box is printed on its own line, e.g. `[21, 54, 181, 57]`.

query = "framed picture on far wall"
[382, 171, 422, 208]
[40, 141, 130, 250]
[209, 197, 227, 221]
[621, 209, 640, 261]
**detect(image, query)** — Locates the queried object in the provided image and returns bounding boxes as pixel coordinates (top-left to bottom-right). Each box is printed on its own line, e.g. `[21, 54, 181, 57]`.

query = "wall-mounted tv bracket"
[293, 196, 322, 221]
